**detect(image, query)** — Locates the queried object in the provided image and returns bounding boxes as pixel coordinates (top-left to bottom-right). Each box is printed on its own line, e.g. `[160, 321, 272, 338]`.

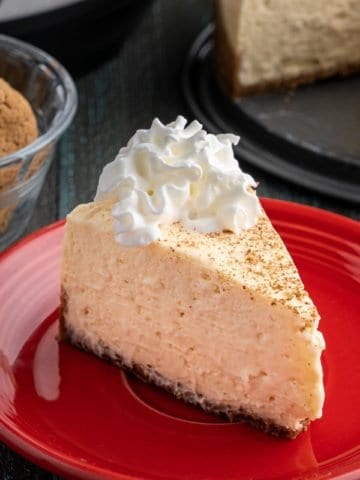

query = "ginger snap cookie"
[0, 78, 38, 233]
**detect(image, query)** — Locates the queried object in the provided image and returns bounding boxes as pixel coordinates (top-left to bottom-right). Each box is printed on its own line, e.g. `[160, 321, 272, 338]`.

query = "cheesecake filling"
[61, 208, 325, 433]
[95, 116, 261, 247]
[63, 266, 324, 432]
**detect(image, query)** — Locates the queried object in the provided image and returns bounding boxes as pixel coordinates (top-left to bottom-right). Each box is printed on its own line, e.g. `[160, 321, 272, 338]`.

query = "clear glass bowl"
[0, 34, 77, 252]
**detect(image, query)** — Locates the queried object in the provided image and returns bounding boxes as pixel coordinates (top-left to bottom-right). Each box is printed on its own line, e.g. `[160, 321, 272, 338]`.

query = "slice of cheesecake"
[216, 0, 360, 97]
[60, 197, 324, 438]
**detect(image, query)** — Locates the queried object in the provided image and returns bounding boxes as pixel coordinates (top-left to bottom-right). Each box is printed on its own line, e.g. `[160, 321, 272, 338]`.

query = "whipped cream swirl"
[95, 116, 261, 247]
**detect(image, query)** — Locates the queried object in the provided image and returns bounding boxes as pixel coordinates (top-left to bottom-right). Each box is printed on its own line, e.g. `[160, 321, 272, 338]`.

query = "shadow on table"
[0, 0, 154, 78]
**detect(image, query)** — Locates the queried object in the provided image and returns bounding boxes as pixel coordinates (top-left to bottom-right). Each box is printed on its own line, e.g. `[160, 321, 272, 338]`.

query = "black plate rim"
[182, 24, 360, 204]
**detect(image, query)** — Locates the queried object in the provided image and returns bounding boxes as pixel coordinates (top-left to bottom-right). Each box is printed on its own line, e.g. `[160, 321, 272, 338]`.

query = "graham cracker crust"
[214, 1, 360, 98]
[59, 287, 305, 439]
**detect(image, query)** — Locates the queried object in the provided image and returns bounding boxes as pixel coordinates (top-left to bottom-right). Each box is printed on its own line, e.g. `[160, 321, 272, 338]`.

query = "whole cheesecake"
[216, 0, 360, 97]
[60, 117, 325, 438]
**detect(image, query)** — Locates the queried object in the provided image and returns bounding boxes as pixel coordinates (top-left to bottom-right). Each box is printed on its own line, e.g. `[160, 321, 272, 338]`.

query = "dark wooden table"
[0, 1, 359, 478]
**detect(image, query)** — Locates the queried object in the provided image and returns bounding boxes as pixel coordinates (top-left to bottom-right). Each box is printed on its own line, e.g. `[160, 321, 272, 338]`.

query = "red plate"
[0, 198, 359, 480]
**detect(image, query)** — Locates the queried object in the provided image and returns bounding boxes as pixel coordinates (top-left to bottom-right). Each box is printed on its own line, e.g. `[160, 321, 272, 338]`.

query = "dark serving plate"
[182, 24, 360, 204]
